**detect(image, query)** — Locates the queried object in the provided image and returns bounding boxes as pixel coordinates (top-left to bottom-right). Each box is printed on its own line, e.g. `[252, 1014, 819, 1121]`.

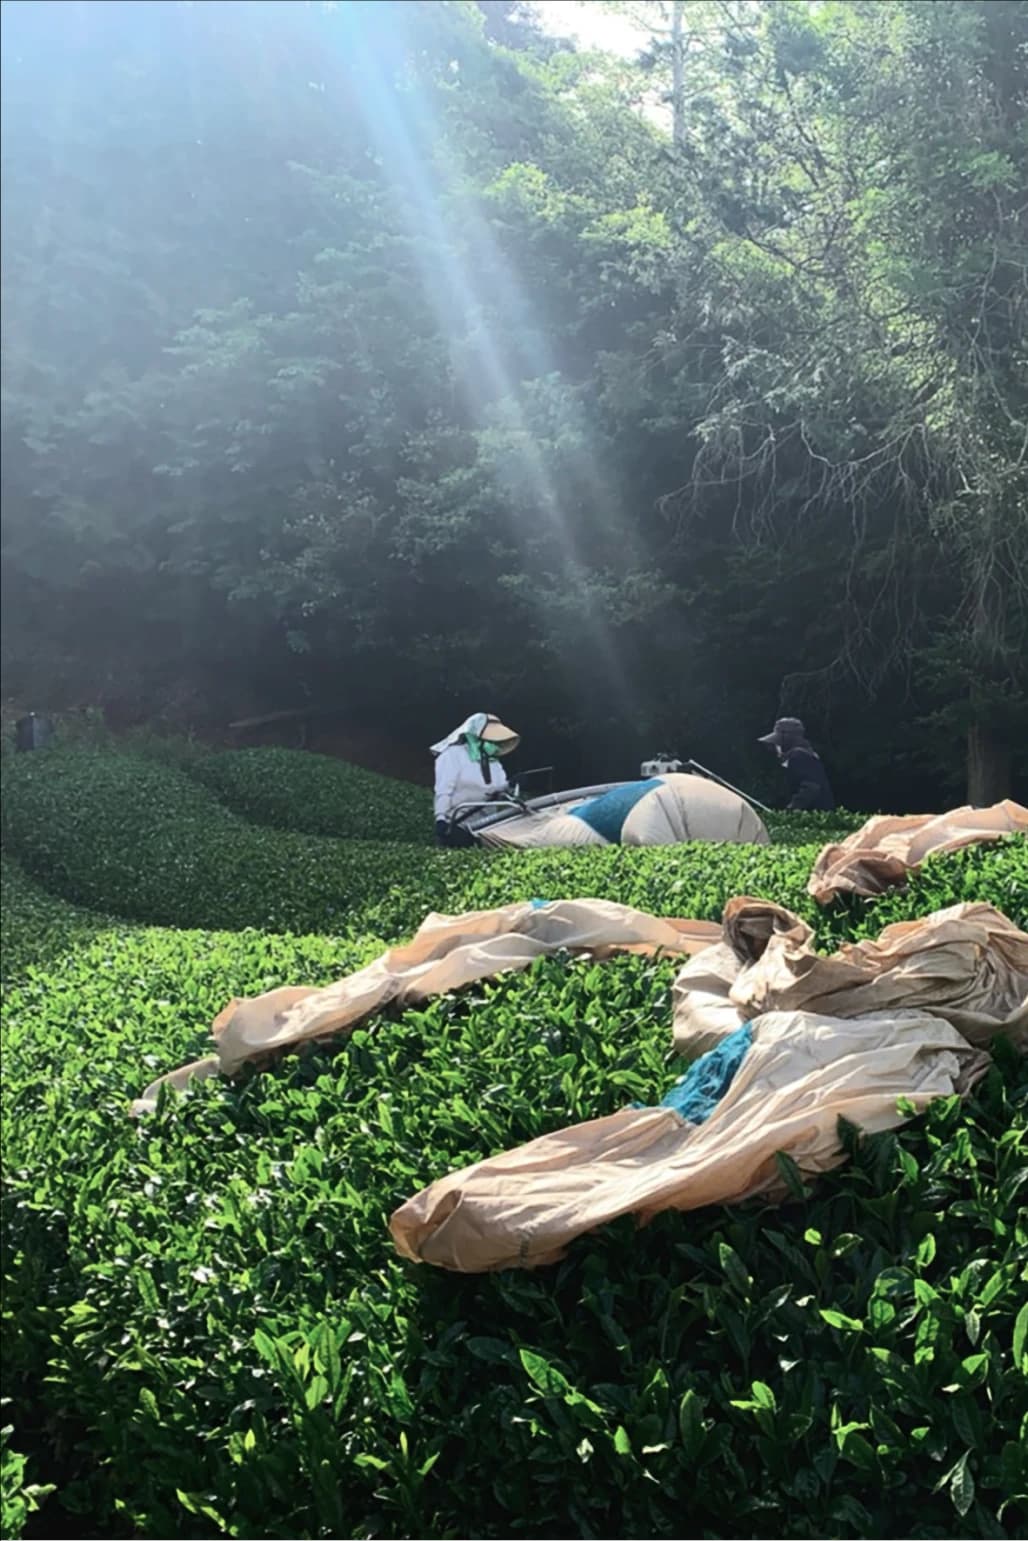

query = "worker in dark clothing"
[758, 717, 836, 812]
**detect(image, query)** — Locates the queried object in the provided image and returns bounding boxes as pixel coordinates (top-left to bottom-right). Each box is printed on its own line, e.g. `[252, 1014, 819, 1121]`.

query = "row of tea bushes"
[192, 749, 433, 845]
[2, 861, 1025, 1538]
[2, 749, 1025, 1537]
[4, 751, 1023, 943]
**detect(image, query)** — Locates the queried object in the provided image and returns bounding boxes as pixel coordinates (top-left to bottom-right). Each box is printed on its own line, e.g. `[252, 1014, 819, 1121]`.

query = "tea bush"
[762, 807, 866, 843]
[194, 749, 433, 845]
[1, 1419, 53, 1541]
[4, 750, 1024, 941]
[2, 751, 1026, 1539]
[186, 743, 862, 844]
[0, 707, 205, 769]
[0, 856, 113, 982]
[443, 836, 1027, 948]
[190, 746, 864, 850]
[1, 751, 432, 934]
[2, 891, 1026, 1540]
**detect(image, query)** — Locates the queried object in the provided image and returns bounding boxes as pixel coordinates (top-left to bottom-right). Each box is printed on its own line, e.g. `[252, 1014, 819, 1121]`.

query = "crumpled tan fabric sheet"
[808, 801, 1028, 903]
[389, 1009, 990, 1273]
[479, 775, 769, 850]
[673, 900, 1028, 1054]
[389, 900, 1026, 1272]
[479, 812, 606, 849]
[621, 775, 770, 846]
[130, 900, 720, 1115]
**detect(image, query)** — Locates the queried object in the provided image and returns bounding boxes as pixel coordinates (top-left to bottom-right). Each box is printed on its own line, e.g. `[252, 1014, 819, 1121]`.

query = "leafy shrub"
[3, 751, 1026, 1538]
[194, 749, 433, 844]
[424, 836, 1027, 947]
[1, 706, 204, 768]
[763, 807, 867, 843]
[1, 1415, 54, 1541]
[1, 751, 432, 934]
[4, 751, 1023, 943]
[191, 747, 865, 849]
[0, 855, 118, 983]
[2, 902, 1026, 1540]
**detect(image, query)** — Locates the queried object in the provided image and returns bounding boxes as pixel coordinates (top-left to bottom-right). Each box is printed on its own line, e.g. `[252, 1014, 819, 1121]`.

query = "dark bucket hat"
[758, 716, 807, 750]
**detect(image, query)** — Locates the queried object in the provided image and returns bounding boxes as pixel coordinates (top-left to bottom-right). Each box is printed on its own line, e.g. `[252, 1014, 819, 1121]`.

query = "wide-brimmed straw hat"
[480, 717, 520, 755]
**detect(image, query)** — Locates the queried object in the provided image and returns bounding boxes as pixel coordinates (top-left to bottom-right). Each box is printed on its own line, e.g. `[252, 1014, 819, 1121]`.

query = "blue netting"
[658, 1023, 753, 1125]
[570, 779, 661, 843]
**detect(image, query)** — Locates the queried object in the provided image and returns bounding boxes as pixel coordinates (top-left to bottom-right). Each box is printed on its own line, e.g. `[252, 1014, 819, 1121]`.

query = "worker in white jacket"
[431, 713, 520, 847]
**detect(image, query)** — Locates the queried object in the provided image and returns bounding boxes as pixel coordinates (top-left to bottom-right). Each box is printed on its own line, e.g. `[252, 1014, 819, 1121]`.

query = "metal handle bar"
[684, 758, 773, 814]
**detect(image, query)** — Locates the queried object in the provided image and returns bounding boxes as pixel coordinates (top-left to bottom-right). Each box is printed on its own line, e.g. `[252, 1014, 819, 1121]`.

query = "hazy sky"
[531, 2, 648, 56]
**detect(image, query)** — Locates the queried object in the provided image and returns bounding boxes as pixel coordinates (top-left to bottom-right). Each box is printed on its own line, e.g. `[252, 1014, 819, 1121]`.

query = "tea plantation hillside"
[2, 749, 1026, 1541]
[193, 749, 433, 845]
[4, 750, 1020, 941]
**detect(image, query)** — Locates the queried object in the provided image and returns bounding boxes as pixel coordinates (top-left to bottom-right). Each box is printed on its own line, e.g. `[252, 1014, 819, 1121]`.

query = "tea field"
[2, 749, 1026, 1540]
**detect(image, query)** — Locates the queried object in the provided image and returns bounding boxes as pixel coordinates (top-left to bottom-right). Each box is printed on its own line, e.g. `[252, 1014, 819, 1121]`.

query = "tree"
[650, 0, 1028, 800]
[1, 0, 1024, 804]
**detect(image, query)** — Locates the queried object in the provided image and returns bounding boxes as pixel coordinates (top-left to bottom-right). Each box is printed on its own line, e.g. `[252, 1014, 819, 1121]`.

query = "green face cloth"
[466, 729, 503, 764]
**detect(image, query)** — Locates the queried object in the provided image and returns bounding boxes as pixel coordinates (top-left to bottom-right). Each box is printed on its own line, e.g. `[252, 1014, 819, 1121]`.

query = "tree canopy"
[2, 0, 1026, 805]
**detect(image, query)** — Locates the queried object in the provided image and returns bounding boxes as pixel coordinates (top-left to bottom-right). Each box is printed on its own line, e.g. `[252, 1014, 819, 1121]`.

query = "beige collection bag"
[389, 901, 1026, 1272]
[131, 900, 719, 1115]
[808, 801, 1027, 903]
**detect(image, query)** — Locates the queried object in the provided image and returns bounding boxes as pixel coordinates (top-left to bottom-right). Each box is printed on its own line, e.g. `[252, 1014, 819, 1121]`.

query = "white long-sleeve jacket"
[433, 744, 508, 822]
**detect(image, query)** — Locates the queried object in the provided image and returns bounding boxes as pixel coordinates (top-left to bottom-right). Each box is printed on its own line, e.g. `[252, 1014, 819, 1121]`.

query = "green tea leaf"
[718, 1242, 751, 1298]
[466, 1337, 513, 1365]
[950, 1452, 975, 1518]
[678, 1389, 703, 1459]
[915, 1233, 936, 1268]
[519, 1349, 572, 1398]
[820, 1310, 863, 1333]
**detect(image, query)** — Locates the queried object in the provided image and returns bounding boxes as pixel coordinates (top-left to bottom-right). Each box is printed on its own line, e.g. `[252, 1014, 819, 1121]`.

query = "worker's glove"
[435, 819, 451, 845]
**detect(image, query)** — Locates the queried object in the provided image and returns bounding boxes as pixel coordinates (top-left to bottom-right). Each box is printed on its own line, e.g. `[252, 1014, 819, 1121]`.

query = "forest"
[3, 11, 1028, 1537]
[2, 0, 1027, 807]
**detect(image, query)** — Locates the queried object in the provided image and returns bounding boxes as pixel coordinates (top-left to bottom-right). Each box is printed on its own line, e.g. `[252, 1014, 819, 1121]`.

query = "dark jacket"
[781, 746, 835, 812]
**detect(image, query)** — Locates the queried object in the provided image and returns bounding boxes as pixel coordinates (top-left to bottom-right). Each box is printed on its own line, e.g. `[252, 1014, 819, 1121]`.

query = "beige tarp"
[808, 800, 1028, 903]
[478, 812, 606, 849]
[133, 895, 1026, 1120]
[673, 899, 1028, 1055]
[478, 774, 770, 849]
[131, 900, 721, 1115]
[388, 900, 1026, 1272]
[390, 1008, 989, 1273]
[622, 775, 769, 845]
[131, 885, 1026, 1275]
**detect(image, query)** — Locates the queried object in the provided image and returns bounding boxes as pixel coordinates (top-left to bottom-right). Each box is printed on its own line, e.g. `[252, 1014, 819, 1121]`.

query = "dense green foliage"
[2, 891, 1026, 1538]
[2, 750, 418, 935]
[3, 0, 1027, 1528]
[0, 854, 111, 983]
[2, 746, 1027, 1538]
[4, 749, 1021, 944]
[194, 749, 433, 844]
[2, 0, 1026, 804]
[1, 1422, 53, 1541]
